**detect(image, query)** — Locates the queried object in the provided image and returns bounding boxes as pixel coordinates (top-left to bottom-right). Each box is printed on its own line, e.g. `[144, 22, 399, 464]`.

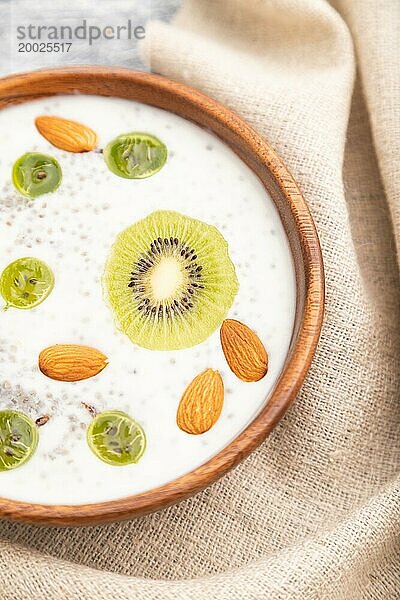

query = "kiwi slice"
[104, 210, 239, 350]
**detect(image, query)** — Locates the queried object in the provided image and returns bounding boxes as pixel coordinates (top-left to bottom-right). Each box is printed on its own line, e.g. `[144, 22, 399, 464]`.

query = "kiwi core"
[149, 257, 185, 302]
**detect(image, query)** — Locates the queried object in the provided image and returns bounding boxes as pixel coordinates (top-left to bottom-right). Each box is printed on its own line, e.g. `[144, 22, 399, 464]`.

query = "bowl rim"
[0, 66, 324, 526]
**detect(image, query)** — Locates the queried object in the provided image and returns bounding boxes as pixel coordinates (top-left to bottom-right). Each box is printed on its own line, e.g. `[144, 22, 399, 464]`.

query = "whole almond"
[35, 115, 98, 153]
[39, 344, 108, 382]
[220, 319, 268, 382]
[177, 368, 224, 435]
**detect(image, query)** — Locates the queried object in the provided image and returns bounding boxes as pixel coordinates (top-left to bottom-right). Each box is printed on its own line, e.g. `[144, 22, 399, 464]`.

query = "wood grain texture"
[0, 67, 324, 526]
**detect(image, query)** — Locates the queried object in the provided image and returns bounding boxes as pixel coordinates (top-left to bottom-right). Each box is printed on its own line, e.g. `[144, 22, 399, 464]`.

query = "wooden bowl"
[0, 67, 324, 526]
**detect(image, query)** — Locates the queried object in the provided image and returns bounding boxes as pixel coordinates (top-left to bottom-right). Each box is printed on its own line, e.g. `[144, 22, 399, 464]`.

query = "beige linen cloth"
[0, 1, 399, 598]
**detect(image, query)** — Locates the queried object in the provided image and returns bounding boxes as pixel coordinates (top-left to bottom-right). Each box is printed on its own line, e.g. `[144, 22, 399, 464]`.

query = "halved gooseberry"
[0, 410, 38, 471]
[87, 410, 146, 466]
[104, 133, 167, 179]
[12, 152, 62, 198]
[0, 257, 55, 310]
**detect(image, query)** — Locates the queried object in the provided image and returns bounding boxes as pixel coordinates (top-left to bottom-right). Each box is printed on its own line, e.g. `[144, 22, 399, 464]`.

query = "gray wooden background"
[0, 0, 180, 75]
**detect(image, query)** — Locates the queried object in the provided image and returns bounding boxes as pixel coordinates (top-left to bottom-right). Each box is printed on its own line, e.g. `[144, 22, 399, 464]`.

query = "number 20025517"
[18, 42, 72, 53]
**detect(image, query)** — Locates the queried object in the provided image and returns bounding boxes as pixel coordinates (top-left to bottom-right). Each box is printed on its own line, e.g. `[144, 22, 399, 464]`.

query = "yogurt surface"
[0, 95, 295, 504]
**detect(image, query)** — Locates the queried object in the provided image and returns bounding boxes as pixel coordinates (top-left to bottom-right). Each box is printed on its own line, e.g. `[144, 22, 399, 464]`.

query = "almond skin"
[220, 319, 268, 382]
[177, 368, 224, 435]
[39, 344, 108, 382]
[35, 115, 98, 153]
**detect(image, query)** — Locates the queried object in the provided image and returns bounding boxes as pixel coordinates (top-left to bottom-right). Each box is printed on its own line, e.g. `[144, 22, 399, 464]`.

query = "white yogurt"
[0, 95, 295, 504]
